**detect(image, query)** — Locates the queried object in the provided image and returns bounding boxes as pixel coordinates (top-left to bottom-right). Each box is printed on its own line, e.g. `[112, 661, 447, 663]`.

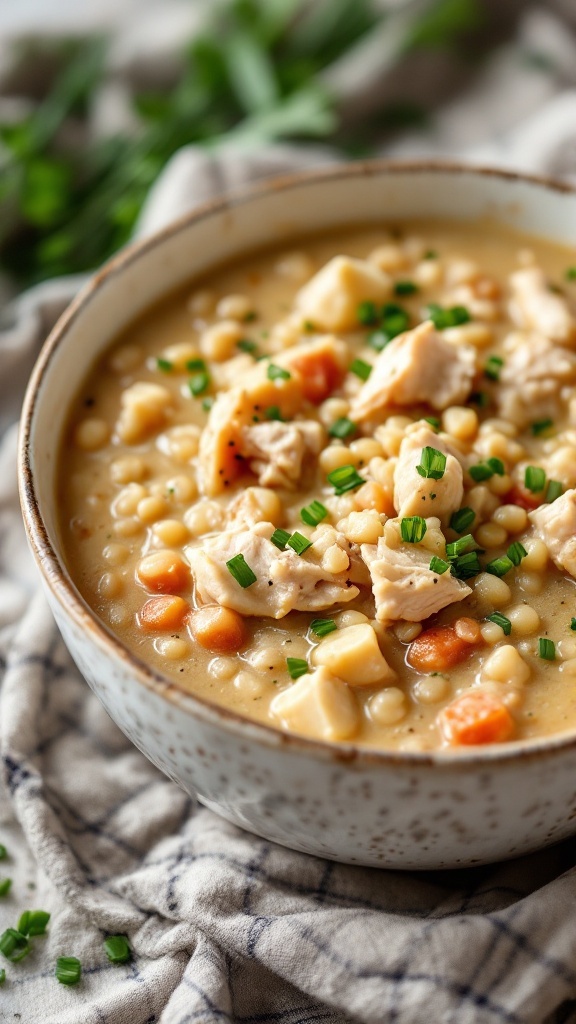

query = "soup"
[58, 219, 576, 750]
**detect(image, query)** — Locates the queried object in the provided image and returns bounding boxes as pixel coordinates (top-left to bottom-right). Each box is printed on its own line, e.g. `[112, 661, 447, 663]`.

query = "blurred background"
[1, 0, 576, 299]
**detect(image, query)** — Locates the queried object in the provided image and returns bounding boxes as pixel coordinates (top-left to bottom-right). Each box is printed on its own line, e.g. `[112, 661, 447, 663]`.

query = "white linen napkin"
[4, 6, 576, 1022]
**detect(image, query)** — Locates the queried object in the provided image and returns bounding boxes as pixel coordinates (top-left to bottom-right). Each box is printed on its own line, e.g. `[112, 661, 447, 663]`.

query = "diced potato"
[311, 623, 395, 687]
[295, 256, 391, 332]
[270, 666, 359, 741]
[481, 644, 530, 687]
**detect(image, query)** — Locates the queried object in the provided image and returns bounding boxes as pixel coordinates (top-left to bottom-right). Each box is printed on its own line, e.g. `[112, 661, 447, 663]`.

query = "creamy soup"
[58, 219, 576, 751]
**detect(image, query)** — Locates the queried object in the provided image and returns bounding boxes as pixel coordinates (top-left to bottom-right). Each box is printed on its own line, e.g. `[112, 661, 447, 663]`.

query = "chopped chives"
[507, 541, 527, 566]
[357, 300, 378, 325]
[449, 507, 475, 533]
[538, 638, 555, 661]
[400, 516, 427, 543]
[469, 390, 490, 408]
[243, 311, 257, 322]
[450, 551, 482, 580]
[424, 249, 438, 259]
[328, 417, 356, 439]
[394, 280, 418, 296]
[226, 554, 257, 588]
[485, 555, 514, 578]
[525, 465, 546, 493]
[287, 657, 308, 680]
[237, 338, 258, 355]
[310, 618, 337, 638]
[484, 355, 504, 381]
[546, 480, 563, 503]
[531, 418, 553, 436]
[350, 358, 372, 381]
[287, 532, 312, 556]
[469, 460, 502, 482]
[267, 363, 291, 381]
[426, 303, 471, 329]
[202, 397, 214, 412]
[0, 968, 4, 985]
[156, 357, 173, 373]
[381, 305, 410, 337]
[104, 935, 131, 964]
[415, 446, 446, 480]
[423, 416, 440, 430]
[446, 534, 477, 558]
[270, 528, 291, 550]
[185, 358, 206, 372]
[188, 370, 210, 396]
[487, 612, 512, 636]
[265, 405, 283, 421]
[429, 556, 449, 575]
[0, 879, 11, 897]
[17, 910, 50, 936]
[571, 618, 576, 631]
[303, 320, 315, 332]
[55, 956, 82, 986]
[300, 500, 328, 527]
[0, 846, 6, 861]
[487, 457, 505, 476]
[327, 465, 365, 495]
[0, 929, 30, 963]
[566, 267, 576, 281]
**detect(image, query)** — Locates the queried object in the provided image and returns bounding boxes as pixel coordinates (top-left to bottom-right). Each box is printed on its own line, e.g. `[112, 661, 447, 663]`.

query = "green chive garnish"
[156, 357, 173, 373]
[485, 555, 514, 578]
[507, 541, 527, 566]
[55, 956, 82, 986]
[270, 528, 291, 550]
[0, 880, 11, 897]
[565, 267, 576, 281]
[17, 910, 50, 936]
[546, 480, 563, 503]
[416, 446, 446, 480]
[350, 358, 372, 381]
[287, 657, 308, 680]
[287, 532, 312, 556]
[426, 303, 471, 329]
[202, 397, 214, 412]
[571, 618, 576, 631]
[104, 935, 131, 964]
[310, 618, 337, 638]
[525, 466, 546, 493]
[531, 418, 553, 436]
[469, 391, 490, 408]
[357, 300, 378, 325]
[328, 417, 356, 440]
[429, 556, 449, 575]
[449, 507, 475, 533]
[423, 416, 440, 430]
[446, 534, 478, 559]
[469, 458, 503, 482]
[327, 465, 364, 495]
[487, 612, 512, 636]
[185, 358, 206, 372]
[0, 929, 30, 963]
[226, 554, 257, 588]
[0, 846, 6, 861]
[400, 516, 427, 543]
[487, 457, 505, 476]
[265, 405, 283, 421]
[484, 355, 504, 381]
[394, 280, 418, 296]
[301, 500, 328, 527]
[450, 551, 482, 580]
[303, 319, 315, 332]
[538, 638, 555, 661]
[424, 250, 438, 259]
[267, 363, 291, 381]
[0, 968, 5, 985]
[188, 370, 210, 396]
[237, 338, 258, 355]
[381, 303, 410, 337]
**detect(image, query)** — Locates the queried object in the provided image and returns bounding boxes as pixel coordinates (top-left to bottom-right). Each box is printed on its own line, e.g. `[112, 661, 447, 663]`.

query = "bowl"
[18, 160, 576, 869]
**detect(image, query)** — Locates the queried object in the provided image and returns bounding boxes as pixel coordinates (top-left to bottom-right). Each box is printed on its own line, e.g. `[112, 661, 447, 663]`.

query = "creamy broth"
[58, 219, 576, 750]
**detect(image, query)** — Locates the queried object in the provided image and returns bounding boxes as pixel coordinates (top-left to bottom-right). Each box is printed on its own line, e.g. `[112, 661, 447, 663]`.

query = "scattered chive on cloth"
[3, 4, 576, 1022]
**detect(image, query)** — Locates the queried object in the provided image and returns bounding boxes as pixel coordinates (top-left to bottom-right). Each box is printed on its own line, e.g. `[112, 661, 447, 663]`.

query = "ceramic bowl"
[18, 161, 576, 869]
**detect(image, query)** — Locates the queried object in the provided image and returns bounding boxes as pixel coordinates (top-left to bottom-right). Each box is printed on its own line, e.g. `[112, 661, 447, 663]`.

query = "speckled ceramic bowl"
[18, 161, 576, 869]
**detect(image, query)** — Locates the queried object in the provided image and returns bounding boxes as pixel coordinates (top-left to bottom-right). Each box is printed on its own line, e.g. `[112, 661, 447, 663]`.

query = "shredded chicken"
[188, 523, 359, 618]
[350, 320, 476, 421]
[241, 420, 325, 489]
[361, 532, 471, 623]
[295, 255, 391, 332]
[509, 267, 576, 345]
[529, 490, 576, 577]
[393, 425, 464, 522]
[497, 332, 576, 427]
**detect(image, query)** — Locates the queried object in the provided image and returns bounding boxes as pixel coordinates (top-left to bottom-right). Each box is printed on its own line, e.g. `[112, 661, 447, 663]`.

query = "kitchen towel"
[4, 4, 576, 1023]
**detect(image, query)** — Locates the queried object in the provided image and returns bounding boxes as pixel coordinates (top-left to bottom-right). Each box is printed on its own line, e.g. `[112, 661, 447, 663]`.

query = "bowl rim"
[18, 156, 576, 769]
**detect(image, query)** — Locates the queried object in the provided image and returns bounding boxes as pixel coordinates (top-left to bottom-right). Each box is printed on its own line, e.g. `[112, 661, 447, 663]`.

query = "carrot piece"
[407, 625, 478, 673]
[138, 595, 190, 632]
[503, 483, 541, 512]
[438, 691, 515, 745]
[189, 605, 247, 653]
[136, 550, 190, 594]
[289, 350, 345, 404]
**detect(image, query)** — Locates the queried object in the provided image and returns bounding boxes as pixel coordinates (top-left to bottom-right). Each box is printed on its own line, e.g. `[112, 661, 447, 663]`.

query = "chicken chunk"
[188, 523, 359, 618]
[497, 332, 576, 428]
[529, 490, 576, 576]
[115, 382, 172, 444]
[393, 425, 464, 522]
[361, 532, 471, 623]
[270, 666, 360, 741]
[295, 255, 391, 333]
[509, 267, 576, 345]
[350, 320, 476, 421]
[241, 419, 325, 489]
[284, 334, 349, 403]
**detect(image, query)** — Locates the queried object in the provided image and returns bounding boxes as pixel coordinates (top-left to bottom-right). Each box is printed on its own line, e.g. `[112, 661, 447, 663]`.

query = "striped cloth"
[3, 5, 576, 1021]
